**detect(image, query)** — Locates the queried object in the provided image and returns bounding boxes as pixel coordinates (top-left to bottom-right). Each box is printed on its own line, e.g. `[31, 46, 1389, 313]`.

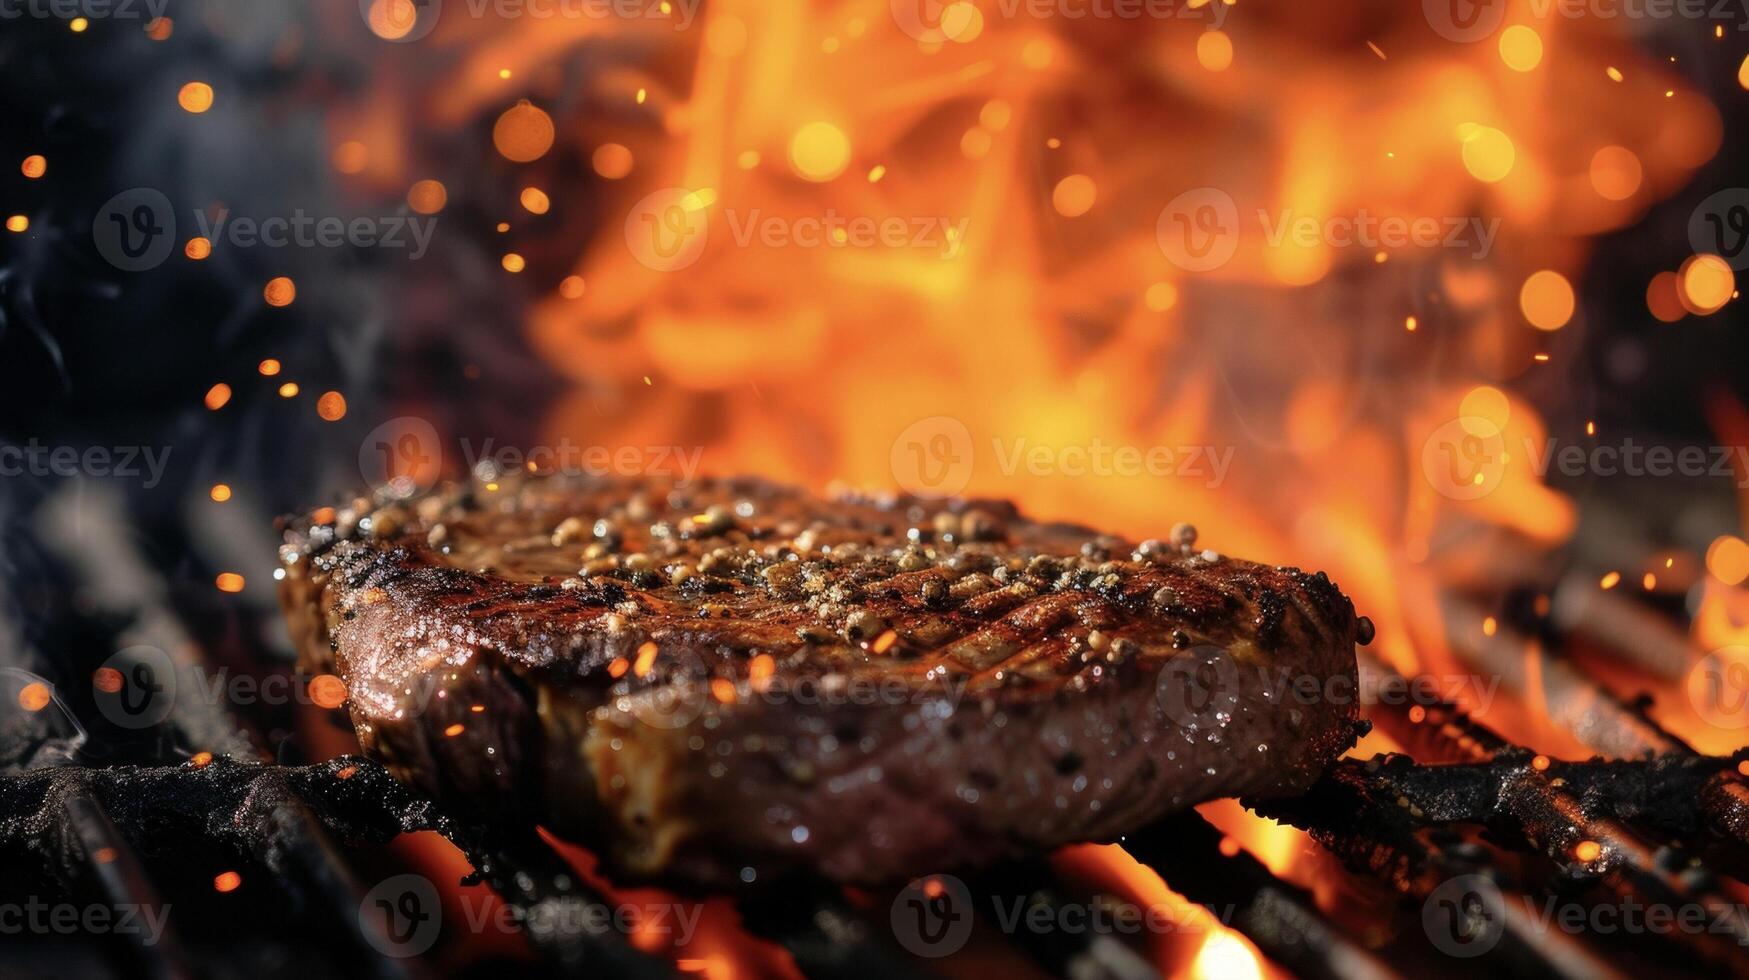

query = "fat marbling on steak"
[278, 474, 1365, 885]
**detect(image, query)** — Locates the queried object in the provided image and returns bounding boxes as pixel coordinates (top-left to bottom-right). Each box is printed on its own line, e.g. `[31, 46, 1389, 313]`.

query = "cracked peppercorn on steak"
[278, 474, 1362, 886]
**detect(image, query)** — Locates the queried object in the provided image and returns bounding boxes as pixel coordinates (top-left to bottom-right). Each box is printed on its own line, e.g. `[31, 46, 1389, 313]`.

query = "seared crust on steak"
[278, 474, 1362, 885]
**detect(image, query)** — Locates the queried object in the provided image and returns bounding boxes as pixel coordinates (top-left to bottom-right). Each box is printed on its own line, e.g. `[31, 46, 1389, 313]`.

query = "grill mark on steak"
[278, 474, 1363, 886]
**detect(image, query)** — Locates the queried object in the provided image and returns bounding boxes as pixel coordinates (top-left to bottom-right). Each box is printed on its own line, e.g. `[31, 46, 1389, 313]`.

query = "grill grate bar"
[37, 489, 419, 978]
[61, 790, 192, 980]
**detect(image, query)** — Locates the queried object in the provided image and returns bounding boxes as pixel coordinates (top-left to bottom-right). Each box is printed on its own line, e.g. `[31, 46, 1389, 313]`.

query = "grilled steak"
[278, 474, 1363, 886]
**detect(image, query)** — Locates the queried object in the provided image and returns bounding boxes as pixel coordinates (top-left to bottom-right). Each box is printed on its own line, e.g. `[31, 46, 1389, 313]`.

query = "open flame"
[329, 0, 1745, 972]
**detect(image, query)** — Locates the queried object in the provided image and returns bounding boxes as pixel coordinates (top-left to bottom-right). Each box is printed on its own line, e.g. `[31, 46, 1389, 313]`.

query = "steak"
[278, 473, 1364, 886]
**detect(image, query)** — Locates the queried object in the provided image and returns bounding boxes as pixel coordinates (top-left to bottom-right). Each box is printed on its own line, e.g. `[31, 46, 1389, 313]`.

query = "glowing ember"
[190, 751, 214, 768]
[494, 101, 555, 162]
[1460, 125, 1516, 183]
[257, 359, 280, 376]
[310, 674, 348, 710]
[1678, 254, 1734, 314]
[592, 144, 633, 180]
[213, 871, 242, 893]
[1707, 535, 1749, 585]
[1589, 146, 1642, 201]
[5, 215, 27, 233]
[1052, 175, 1098, 217]
[1647, 271, 1685, 322]
[1499, 26, 1543, 72]
[210, 483, 232, 502]
[20, 154, 45, 178]
[520, 187, 551, 214]
[1193, 931, 1264, 980]
[263, 277, 297, 307]
[1520, 271, 1575, 331]
[92, 668, 122, 694]
[1196, 31, 1233, 72]
[185, 236, 212, 260]
[749, 654, 774, 685]
[633, 641, 659, 678]
[178, 81, 213, 114]
[365, 0, 418, 40]
[789, 122, 851, 181]
[278, 382, 300, 398]
[332, 141, 369, 174]
[17, 682, 50, 713]
[408, 179, 447, 214]
[215, 572, 245, 593]
[316, 391, 347, 421]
